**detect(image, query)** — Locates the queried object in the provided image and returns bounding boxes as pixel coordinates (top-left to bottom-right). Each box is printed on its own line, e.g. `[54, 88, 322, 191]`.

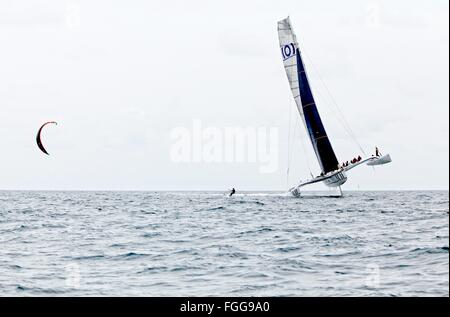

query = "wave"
[207, 206, 225, 211]
[119, 252, 149, 259]
[72, 254, 105, 260]
[137, 266, 168, 274]
[276, 246, 302, 253]
[237, 227, 273, 236]
[411, 246, 449, 254]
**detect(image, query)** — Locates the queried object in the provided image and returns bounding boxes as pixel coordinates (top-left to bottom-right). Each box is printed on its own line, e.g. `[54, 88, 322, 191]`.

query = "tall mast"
[278, 17, 339, 174]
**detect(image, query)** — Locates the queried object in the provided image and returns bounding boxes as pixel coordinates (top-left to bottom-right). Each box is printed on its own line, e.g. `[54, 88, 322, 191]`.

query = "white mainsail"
[277, 17, 306, 129]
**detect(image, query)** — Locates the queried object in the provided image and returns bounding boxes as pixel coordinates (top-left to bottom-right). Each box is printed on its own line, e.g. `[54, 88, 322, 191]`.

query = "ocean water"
[0, 190, 448, 297]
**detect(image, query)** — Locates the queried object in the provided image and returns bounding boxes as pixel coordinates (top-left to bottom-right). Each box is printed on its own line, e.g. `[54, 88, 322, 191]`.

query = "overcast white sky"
[0, 0, 448, 191]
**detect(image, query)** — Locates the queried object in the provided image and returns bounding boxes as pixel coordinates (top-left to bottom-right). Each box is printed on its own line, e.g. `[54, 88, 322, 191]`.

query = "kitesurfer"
[229, 188, 236, 197]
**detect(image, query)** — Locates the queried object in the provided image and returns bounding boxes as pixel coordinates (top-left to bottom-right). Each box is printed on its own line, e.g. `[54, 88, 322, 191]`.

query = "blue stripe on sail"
[296, 49, 339, 174]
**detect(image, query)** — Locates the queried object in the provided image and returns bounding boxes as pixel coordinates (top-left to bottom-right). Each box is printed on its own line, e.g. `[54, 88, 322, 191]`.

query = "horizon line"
[0, 188, 448, 192]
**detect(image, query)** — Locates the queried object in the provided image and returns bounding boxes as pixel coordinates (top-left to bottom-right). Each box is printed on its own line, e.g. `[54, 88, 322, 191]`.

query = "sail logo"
[170, 120, 279, 174]
[281, 43, 296, 60]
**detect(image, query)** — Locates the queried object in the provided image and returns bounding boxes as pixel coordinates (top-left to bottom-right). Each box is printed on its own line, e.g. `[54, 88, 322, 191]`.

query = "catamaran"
[277, 17, 392, 197]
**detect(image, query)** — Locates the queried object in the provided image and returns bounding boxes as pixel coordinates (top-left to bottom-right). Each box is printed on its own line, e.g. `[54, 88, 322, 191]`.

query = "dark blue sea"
[0, 190, 448, 296]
